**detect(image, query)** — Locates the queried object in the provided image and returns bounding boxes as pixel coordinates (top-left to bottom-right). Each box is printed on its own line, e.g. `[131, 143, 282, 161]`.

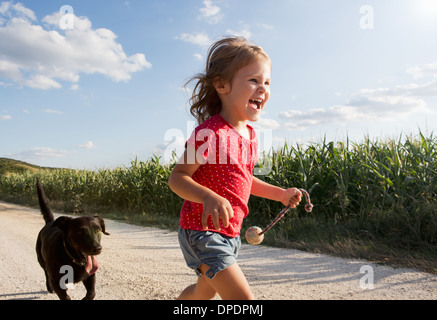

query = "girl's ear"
[213, 77, 230, 95]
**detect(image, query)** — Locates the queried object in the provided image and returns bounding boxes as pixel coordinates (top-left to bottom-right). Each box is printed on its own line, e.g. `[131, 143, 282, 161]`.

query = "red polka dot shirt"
[179, 114, 259, 238]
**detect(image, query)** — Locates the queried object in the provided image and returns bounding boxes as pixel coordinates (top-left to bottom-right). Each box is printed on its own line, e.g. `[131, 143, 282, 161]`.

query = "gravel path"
[1, 200, 436, 300]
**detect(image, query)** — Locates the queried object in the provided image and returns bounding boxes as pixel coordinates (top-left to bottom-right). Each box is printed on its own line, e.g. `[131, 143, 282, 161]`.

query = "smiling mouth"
[249, 99, 263, 111]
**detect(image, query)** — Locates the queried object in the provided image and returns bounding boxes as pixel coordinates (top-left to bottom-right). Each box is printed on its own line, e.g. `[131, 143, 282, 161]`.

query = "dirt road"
[1, 200, 436, 300]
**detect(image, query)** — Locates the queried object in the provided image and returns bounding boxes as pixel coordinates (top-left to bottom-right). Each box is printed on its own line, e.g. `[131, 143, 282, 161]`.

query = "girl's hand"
[281, 188, 302, 208]
[201, 193, 234, 231]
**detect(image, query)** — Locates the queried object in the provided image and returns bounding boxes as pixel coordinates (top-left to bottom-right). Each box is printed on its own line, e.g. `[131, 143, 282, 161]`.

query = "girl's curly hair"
[185, 36, 271, 125]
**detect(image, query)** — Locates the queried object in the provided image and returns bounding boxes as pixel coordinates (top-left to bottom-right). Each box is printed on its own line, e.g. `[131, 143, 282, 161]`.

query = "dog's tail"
[36, 178, 54, 224]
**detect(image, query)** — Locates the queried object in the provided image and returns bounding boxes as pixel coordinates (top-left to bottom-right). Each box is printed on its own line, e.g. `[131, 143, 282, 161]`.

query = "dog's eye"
[95, 227, 101, 233]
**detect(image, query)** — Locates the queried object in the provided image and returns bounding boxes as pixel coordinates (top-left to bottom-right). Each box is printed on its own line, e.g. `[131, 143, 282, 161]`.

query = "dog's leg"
[53, 287, 71, 300]
[44, 270, 54, 293]
[51, 277, 71, 300]
[82, 275, 96, 300]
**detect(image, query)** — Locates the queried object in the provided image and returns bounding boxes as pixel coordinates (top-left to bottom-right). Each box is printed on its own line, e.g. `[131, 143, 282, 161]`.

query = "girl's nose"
[258, 84, 268, 94]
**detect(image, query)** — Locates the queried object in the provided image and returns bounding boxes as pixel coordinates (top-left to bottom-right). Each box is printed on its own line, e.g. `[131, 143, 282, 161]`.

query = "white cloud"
[253, 118, 280, 130]
[279, 62, 437, 131]
[7, 140, 96, 164]
[358, 80, 437, 98]
[26, 75, 62, 90]
[77, 141, 97, 149]
[177, 32, 212, 47]
[43, 109, 63, 115]
[225, 22, 253, 40]
[11, 2, 35, 20]
[259, 23, 274, 30]
[0, 114, 11, 120]
[281, 95, 430, 131]
[0, 3, 151, 89]
[225, 28, 252, 40]
[193, 53, 203, 61]
[0, 1, 36, 21]
[0, 59, 21, 81]
[226, 22, 252, 39]
[407, 61, 437, 79]
[9, 147, 72, 162]
[199, 0, 223, 24]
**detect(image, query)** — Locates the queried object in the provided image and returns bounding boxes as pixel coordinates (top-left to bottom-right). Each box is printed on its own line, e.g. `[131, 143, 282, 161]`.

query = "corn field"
[0, 156, 183, 217]
[1, 133, 436, 251]
[249, 132, 437, 249]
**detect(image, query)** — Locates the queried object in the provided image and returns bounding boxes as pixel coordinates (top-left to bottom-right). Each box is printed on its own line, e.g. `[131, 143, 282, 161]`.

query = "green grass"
[1, 132, 436, 273]
[0, 157, 46, 175]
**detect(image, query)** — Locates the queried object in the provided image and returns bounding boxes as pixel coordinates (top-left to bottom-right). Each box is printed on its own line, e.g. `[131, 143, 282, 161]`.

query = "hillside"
[0, 158, 45, 175]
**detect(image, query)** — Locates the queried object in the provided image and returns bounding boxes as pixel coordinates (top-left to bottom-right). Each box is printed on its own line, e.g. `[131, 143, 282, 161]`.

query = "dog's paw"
[82, 294, 95, 300]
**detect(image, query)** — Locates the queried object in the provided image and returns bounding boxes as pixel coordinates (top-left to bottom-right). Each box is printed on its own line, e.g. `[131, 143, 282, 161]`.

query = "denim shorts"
[178, 227, 241, 279]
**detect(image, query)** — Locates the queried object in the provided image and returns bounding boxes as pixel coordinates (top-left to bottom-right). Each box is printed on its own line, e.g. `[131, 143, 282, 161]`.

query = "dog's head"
[54, 215, 109, 256]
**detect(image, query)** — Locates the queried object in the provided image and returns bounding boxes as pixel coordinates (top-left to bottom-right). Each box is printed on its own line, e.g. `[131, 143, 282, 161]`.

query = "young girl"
[168, 37, 302, 300]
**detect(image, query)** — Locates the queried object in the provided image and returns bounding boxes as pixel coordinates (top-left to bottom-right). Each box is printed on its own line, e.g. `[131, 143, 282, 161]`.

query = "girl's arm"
[168, 143, 234, 231]
[251, 176, 302, 208]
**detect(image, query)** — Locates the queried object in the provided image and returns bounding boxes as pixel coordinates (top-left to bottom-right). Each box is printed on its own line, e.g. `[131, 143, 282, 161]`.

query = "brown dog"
[35, 179, 109, 300]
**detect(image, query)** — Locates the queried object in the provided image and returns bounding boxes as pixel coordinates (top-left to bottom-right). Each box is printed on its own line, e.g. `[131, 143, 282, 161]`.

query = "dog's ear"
[94, 215, 109, 235]
[53, 216, 73, 233]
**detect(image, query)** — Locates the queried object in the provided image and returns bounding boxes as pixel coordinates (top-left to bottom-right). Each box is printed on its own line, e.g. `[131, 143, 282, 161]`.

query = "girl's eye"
[250, 79, 270, 86]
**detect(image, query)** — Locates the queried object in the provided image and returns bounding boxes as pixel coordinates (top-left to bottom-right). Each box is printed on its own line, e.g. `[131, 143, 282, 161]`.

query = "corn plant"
[0, 132, 436, 249]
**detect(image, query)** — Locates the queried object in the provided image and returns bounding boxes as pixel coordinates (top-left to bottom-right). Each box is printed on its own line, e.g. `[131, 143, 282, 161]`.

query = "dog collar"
[63, 240, 86, 267]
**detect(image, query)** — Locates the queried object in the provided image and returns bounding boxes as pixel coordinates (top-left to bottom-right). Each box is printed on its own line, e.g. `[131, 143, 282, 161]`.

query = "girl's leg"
[199, 263, 254, 300]
[177, 273, 218, 300]
[177, 263, 253, 300]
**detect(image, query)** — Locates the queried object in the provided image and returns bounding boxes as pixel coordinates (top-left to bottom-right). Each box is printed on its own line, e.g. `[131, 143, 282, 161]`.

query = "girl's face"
[216, 58, 271, 130]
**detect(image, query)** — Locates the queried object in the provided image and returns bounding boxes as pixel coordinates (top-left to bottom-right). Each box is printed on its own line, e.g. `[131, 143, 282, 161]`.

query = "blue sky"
[1, 0, 436, 169]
